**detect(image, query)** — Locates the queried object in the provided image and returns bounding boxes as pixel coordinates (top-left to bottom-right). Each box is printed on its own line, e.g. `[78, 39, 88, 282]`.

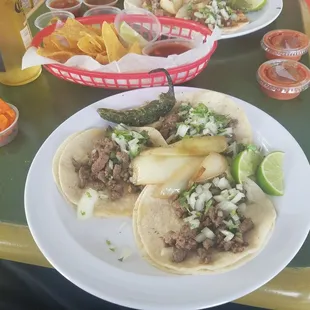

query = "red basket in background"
[31, 15, 217, 89]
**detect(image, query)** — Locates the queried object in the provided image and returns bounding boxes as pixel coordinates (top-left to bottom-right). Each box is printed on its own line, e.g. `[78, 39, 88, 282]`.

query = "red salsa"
[261, 30, 310, 61]
[49, 0, 79, 8]
[257, 59, 310, 100]
[144, 40, 193, 58]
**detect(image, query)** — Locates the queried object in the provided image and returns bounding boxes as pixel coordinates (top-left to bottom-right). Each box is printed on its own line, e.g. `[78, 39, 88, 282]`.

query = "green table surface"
[0, 0, 309, 269]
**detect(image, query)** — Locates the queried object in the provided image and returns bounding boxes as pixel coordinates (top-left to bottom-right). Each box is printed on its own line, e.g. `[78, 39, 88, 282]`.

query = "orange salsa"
[0, 99, 16, 132]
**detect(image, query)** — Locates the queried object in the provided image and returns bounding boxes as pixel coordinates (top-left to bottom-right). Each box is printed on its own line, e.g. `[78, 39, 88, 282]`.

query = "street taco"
[55, 124, 167, 217]
[175, 0, 249, 34]
[151, 89, 252, 156]
[134, 174, 276, 274]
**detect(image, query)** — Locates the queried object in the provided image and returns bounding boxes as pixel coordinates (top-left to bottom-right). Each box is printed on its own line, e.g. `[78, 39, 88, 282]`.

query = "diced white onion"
[108, 160, 114, 170]
[195, 232, 207, 243]
[220, 229, 234, 242]
[218, 177, 231, 190]
[236, 184, 243, 191]
[195, 191, 213, 211]
[188, 192, 198, 209]
[238, 203, 247, 214]
[201, 226, 216, 240]
[214, 195, 226, 202]
[77, 188, 99, 220]
[218, 200, 238, 213]
[230, 192, 245, 204]
[176, 124, 190, 137]
[212, 177, 220, 187]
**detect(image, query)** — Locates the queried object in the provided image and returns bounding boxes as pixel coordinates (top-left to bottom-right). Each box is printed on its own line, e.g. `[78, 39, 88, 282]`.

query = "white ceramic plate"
[25, 86, 310, 310]
[123, 0, 283, 40]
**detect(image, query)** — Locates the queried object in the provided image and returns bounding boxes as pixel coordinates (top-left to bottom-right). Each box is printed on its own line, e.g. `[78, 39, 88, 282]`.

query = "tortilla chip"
[77, 34, 103, 56]
[37, 48, 75, 63]
[95, 53, 109, 65]
[101, 22, 127, 62]
[128, 41, 142, 55]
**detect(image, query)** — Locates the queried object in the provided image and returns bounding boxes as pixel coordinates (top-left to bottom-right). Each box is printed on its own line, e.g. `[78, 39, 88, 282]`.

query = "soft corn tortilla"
[151, 89, 253, 145]
[133, 179, 276, 274]
[55, 126, 167, 217]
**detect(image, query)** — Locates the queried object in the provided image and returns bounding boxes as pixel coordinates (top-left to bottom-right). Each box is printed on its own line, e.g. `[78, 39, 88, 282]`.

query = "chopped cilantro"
[86, 191, 91, 198]
[192, 103, 209, 116]
[109, 247, 116, 252]
[80, 211, 86, 216]
[118, 257, 124, 262]
[106, 239, 112, 246]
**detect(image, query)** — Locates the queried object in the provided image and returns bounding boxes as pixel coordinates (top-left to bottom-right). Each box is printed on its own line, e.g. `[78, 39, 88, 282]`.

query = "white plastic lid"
[34, 11, 75, 30]
[114, 8, 161, 47]
[83, 5, 121, 16]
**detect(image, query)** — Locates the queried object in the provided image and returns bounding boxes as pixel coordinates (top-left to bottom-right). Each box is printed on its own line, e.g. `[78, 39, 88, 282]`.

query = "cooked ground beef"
[163, 209, 255, 264]
[157, 112, 180, 140]
[72, 137, 141, 201]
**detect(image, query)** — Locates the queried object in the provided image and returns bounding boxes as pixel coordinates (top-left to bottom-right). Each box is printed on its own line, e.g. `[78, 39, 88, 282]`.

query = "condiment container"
[257, 59, 310, 100]
[83, 0, 118, 9]
[261, 30, 310, 61]
[83, 6, 121, 16]
[46, 0, 83, 17]
[114, 8, 161, 47]
[143, 38, 195, 57]
[34, 11, 75, 30]
[0, 103, 19, 147]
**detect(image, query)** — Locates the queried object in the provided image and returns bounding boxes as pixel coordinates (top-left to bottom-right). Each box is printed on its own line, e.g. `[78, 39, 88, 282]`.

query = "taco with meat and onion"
[150, 89, 252, 157]
[54, 124, 167, 217]
[175, 0, 249, 34]
[133, 172, 276, 274]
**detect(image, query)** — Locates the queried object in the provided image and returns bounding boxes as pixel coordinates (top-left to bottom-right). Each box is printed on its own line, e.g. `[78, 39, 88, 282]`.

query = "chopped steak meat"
[202, 239, 214, 251]
[197, 248, 212, 264]
[208, 206, 224, 227]
[158, 112, 180, 140]
[72, 135, 142, 201]
[172, 247, 187, 263]
[239, 218, 254, 233]
[172, 199, 186, 218]
[163, 231, 178, 247]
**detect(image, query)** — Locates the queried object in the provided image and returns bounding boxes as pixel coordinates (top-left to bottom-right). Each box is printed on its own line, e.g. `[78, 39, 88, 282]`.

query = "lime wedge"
[256, 151, 285, 196]
[230, 0, 267, 12]
[231, 149, 263, 183]
[119, 21, 148, 46]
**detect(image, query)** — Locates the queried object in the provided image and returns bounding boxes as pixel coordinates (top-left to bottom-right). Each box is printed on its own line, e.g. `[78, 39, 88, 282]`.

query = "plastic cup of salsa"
[143, 38, 195, 57]
[0, 103, 19, 148]
[257, 59, 310, 100]
[261, 30, 310, 61]
[83, 0, 118, 8]
[46, 0, 83, 17]
[34, 11, 75, 30]
[83, 5, 121, 16]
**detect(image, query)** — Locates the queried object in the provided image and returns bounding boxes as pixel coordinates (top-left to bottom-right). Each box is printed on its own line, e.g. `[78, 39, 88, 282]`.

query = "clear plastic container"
[0, 104, 19, 147]
[83, 0, 118, 9]
[34, 11, 75, 30]
[114, 7, 161, 47]
[83, 5, 121, 16]
[46, 0, 83, 17]
[143, 38, 195, 57]
[257, 59, 310, 100]
[261, 30, 310, 61]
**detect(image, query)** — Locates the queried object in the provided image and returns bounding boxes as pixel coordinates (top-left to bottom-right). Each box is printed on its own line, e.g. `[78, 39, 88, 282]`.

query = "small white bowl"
[34, 11, 75, 30]
[46, 0, 83, 16]
[83, 0, 118, 9]
[83, 5, 121, 16]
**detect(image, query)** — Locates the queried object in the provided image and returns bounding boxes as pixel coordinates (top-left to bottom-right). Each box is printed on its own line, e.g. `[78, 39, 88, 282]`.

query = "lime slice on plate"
[232, 149, 263, 183]
[119, 21, 148, 46]
[230, 0, 267, 12]
[256, 151, 285, 196]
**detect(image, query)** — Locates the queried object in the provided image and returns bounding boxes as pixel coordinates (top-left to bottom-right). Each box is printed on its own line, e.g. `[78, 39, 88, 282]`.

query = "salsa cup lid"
[261, 29, 310, 57]
[83, 5, 121, 16]
[83, 0, 118, 8]
[46, 0, 83, 11]
[34, 11, 75, 30]
[257, 59, 310, 94]
[114, 8, 161, 47]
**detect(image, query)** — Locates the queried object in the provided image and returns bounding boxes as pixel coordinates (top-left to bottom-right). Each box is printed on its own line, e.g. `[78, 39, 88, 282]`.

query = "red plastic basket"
[32, 15, 217, 89]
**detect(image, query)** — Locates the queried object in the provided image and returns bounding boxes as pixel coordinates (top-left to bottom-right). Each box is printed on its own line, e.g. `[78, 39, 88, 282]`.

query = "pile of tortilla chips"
[37, 19, 142, 65]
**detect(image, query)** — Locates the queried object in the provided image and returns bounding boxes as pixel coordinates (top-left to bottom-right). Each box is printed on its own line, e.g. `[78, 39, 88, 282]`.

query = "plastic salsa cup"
[261, 29, 310, 61]
[257, 59, 310, 100]
[46, 0, 83, 17]
[0, 103, 19, 147]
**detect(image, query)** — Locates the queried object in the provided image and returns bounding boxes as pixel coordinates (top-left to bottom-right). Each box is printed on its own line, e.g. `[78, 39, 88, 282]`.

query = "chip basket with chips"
[31, 15, 217, 89]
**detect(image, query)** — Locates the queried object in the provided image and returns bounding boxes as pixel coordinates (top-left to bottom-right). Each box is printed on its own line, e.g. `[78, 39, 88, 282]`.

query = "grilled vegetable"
[97, 68, 176, 126]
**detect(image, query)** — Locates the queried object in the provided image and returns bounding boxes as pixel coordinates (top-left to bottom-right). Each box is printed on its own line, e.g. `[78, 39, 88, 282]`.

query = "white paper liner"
[22, 27, 220, 73]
